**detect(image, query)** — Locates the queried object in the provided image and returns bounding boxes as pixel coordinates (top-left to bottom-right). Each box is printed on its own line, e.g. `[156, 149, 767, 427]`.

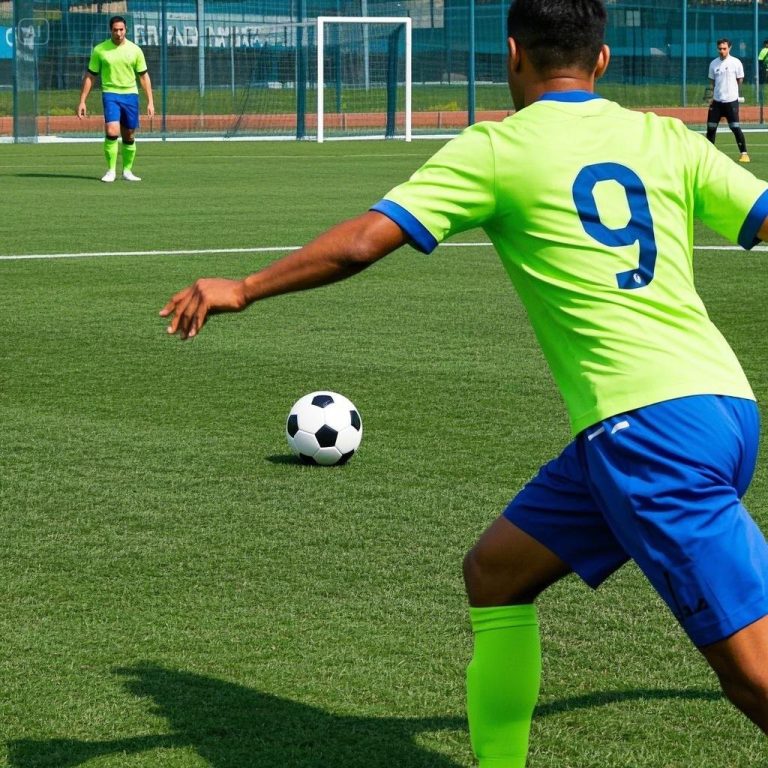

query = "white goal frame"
[316, 16, 412, 143]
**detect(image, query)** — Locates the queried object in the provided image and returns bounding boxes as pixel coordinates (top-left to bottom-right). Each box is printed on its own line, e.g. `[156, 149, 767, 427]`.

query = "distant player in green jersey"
[159, 0, 768, 763]
[759, 39, 768, 84]
[77, 15, 154, 183]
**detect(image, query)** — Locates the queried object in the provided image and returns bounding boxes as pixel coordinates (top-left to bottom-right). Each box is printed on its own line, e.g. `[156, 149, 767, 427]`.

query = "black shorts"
[707, 99, 740, 125]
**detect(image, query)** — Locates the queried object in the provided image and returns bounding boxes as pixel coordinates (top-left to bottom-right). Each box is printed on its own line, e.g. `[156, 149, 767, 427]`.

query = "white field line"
[0, 242, 766, 262]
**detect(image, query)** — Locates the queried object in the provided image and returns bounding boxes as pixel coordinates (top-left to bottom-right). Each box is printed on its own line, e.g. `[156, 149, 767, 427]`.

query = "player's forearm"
[78, 75, 94, 103]
[241, 211, 406, 305]
[140, 73, 154, 104]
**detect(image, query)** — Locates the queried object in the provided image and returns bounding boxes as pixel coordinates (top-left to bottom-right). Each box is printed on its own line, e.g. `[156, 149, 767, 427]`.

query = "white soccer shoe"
[101, 169, 116, 183]
[122, 170, 142, 182]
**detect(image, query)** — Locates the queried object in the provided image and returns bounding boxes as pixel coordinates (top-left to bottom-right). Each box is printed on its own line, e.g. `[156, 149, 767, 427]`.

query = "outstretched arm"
[159, 210, 409, 340]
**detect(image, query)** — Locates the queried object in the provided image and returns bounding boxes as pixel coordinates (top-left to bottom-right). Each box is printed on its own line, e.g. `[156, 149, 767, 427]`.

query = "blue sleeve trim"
[738, 188, 768, 249]
[370, 199, 439, 254]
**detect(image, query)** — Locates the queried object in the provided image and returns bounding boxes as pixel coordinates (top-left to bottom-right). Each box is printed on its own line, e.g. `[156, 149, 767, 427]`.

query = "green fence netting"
[2, 0, 768, 140]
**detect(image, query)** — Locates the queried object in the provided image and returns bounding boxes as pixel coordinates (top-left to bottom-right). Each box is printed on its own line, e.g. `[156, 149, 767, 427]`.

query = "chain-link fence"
[2, 0, 768, 141]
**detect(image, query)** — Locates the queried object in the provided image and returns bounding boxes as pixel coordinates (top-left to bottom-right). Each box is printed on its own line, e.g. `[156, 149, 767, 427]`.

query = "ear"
[507, 37, 522, 73]
[595, 44, 611, 80]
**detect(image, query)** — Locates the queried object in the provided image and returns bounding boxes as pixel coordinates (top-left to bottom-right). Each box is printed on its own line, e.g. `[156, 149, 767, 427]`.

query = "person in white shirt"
[707, 38, 750, 162]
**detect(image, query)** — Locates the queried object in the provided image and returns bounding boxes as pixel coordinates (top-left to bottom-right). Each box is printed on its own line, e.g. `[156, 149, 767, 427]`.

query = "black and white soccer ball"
[286, 391, 363, 466]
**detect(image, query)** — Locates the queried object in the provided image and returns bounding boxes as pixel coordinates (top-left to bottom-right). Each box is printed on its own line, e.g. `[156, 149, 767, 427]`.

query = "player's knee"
[462, 547, 482, 596]
[715, 658, 768, 716]
[462, 545, 530, 606]
[462, 545, 500, 605]
[741, 667, 768, 702]
[722, 672, 768, 728]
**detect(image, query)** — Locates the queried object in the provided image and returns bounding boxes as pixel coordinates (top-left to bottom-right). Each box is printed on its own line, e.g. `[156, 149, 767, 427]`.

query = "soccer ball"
[285, 391, 363, 466]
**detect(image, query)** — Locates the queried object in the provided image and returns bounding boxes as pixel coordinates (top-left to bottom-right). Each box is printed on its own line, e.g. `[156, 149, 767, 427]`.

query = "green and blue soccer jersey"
[87, 39, 147, 94]
[373, 91, 768, 434]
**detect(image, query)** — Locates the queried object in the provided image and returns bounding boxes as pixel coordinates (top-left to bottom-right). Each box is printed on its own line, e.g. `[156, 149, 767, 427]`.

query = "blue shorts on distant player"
[102, 92, 140, 129]
[504, 394, 768, 647]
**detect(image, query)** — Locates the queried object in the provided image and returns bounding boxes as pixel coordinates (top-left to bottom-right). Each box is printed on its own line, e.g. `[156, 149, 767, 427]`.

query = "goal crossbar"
[316, 16, 412, 143]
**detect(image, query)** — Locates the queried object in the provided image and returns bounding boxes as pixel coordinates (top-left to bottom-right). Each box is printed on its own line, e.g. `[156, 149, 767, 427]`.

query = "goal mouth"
[316, 16, 412, 143]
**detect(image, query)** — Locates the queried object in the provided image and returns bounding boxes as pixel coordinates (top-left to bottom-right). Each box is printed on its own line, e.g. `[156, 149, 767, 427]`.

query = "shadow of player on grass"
[13, 173, 107, 181]
[7, 662, 467, 768]
[6, 663, 726, 767]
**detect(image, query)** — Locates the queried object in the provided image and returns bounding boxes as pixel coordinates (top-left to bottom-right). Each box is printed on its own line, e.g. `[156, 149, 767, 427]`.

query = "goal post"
[316, 16, 412, 143]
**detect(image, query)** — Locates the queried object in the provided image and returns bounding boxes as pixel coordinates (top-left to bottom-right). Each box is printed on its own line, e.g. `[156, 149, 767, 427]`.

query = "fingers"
[174, 290, 203, 339]
[159, 285, 207, 340]
[160, 278, 245, 340]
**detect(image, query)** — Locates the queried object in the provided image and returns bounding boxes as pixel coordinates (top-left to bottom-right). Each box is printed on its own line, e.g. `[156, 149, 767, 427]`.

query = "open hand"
[159, 278, 247, 339]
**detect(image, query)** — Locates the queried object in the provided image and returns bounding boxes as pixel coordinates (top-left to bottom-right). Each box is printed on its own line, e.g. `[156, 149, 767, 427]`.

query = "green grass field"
[1, 132, 767, 768]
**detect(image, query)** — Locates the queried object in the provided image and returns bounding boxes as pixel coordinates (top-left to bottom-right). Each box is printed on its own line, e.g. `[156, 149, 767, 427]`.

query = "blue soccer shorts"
[503, 394, 768, 647]
[102, 92, 140, 129]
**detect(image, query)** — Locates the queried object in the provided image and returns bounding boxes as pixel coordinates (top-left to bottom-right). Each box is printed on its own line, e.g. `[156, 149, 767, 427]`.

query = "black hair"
[717, 38, 731, 47]
[507, 0, 607, 74]
[109, 15, 127, 29]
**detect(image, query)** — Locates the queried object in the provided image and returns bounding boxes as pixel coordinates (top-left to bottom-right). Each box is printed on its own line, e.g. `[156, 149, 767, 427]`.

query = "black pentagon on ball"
[311, 394, 335, 408]
[298, 453, 317, 465]
[287, 414, 299, 437]
[337, 451, 355, 465]
[350, 410, 361, 430]
[315, 424, 339, 448]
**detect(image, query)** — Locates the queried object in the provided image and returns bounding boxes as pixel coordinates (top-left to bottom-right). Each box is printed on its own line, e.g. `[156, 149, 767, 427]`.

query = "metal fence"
[3, 0, 768, 141]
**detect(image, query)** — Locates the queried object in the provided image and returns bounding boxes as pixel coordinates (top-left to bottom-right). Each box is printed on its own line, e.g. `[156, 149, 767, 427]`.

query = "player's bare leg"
[464, 516, 571, 607]
[463, 517, 571, 767]
[700, 614, 768, 733]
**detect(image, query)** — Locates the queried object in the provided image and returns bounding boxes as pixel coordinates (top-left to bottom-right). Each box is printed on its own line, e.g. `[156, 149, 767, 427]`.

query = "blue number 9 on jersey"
[572, 162, 658, 289]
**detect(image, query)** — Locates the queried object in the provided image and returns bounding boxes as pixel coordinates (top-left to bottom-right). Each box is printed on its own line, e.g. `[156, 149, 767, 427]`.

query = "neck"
[522, 74, 595, 108]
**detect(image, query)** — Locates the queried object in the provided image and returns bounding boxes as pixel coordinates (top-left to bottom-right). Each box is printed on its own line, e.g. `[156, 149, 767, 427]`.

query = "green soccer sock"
[121, 140, 137, 172]
[466, 604, 541, 768]
[104, 137, 118, 171]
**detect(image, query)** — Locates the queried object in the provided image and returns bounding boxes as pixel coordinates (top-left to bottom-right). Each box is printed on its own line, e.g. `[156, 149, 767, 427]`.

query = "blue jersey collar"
[537, 90, 602, 103]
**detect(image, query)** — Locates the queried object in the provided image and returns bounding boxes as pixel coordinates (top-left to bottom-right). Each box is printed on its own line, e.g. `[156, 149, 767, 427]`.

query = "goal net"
[224, 20, 318, 140]
[316, 16, 412, 142]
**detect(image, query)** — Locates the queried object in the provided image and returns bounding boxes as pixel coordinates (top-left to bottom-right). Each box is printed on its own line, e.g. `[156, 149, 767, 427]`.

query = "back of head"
[507, 0, 607, 74]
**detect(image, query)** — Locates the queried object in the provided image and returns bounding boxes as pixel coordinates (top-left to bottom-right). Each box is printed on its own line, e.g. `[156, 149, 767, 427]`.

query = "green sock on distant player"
[466, 604, 541, 768]
[104, 137, 118, 171]
[122, 140, 137, 172]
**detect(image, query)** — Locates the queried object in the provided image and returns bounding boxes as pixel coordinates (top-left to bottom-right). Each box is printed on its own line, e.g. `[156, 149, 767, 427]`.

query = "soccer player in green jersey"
[77, 15, 154, 183]
[759, 39, 768, 83]
[160, 0, 768, 763]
